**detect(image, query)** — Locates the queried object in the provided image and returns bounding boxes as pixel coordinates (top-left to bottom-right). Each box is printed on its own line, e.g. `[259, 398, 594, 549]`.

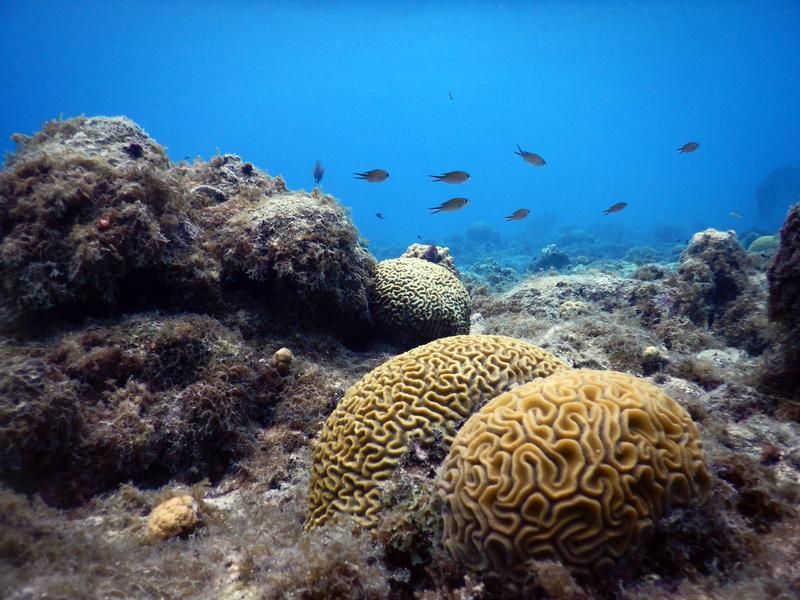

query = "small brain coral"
[371, 258, 471, 345]
[306, 335, 567, 529]
[439, 369, 712, 585]
[558, 300, 589, 318]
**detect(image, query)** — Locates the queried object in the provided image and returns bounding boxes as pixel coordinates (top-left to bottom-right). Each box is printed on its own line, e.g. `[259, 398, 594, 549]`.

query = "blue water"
[2, 1, 799, 259]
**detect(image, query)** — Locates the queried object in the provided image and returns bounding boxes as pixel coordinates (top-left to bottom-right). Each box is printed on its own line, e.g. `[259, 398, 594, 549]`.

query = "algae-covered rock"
[8, 115, 170, 171]
[0, 116, 218, 318]
[0, 314, 283, 506]
[0, 116, 375, 342]
[764, 204, 800, 393]
[671, 229, 769, 354]
[213, 191, 375, 337]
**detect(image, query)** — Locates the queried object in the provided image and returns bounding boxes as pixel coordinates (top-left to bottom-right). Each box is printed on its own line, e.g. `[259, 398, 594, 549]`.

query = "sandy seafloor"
[0, 116, 798, 600]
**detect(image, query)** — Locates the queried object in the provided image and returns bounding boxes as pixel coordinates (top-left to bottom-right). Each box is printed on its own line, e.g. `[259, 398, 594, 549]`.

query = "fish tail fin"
[602, 210, 610, 215]
[429, 207, 442, 213]
[353, 172, 365, 179]
[514, 144, 524, 156]
[429, 175, 442, 181]
[677, 148, 684, 153]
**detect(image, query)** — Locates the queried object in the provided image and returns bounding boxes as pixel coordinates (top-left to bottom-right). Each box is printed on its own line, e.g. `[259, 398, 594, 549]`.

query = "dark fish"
[376, 213, 385, 219]
[313, 160, 324, 185]
[449, 91, 454, 101]
[354, 169, 389, 182]
[514, 145, 545, 166]
[430, 171, 470, 183]
[678, 142, 699, 153]
[416, 234, 422, 240]
[602, 202, 628, 215]
[430, 197, 469, 213]
[505, 208, 530, 221]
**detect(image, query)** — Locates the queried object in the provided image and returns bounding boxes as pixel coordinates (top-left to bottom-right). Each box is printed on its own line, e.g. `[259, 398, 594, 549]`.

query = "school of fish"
[312, 139, 703, 222]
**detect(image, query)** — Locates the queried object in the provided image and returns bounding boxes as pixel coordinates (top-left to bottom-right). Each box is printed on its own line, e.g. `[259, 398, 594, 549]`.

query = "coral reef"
[306, 335, 566, 528]
[462, 257, 521, 293]
[370, 258, 471, 346]
[439, 369, 711, 589]
[2, 115, 798, 600]
[465, 221, 500, 245]
[529, 243, 571, 272]
[623, 246, 661, 265]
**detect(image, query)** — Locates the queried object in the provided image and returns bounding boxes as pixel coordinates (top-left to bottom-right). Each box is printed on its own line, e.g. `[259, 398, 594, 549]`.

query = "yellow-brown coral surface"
[306, 335, 567, 528]
[371, 258, 471, 344]
[439, 369, 712, 584]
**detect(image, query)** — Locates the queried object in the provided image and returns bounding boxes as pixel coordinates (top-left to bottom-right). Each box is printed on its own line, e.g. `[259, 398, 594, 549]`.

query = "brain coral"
[306, 335, 567, 529]
[439, 369, 712, 585]
[371, 258, 471, 345]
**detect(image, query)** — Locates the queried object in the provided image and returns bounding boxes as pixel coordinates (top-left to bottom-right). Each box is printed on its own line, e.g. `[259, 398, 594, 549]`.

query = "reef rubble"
[1, 117, 798, 600]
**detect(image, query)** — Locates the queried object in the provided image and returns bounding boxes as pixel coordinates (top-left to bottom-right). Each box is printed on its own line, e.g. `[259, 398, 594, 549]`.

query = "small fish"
[430, 197, 469, 213]
[514, 145, 545, 166]
[416, 234, 423, 240]
[313, 160, 324, 185]
[602, 202, 628, 215]
[449, 91, 454, 101]
[729, 211, 743, 219]
[430, 171, 470, 184]
[353, 169, 389, 182]
[376, 213, 385, 219]
[505, 208, 530, 221]
[678, 142, 699, 153]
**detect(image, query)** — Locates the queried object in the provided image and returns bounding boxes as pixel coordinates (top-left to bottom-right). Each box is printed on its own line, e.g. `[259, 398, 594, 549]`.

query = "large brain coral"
[306, 335, 567, 529]
[439, 369, 712, 585]
[371, 258, 471, 345]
